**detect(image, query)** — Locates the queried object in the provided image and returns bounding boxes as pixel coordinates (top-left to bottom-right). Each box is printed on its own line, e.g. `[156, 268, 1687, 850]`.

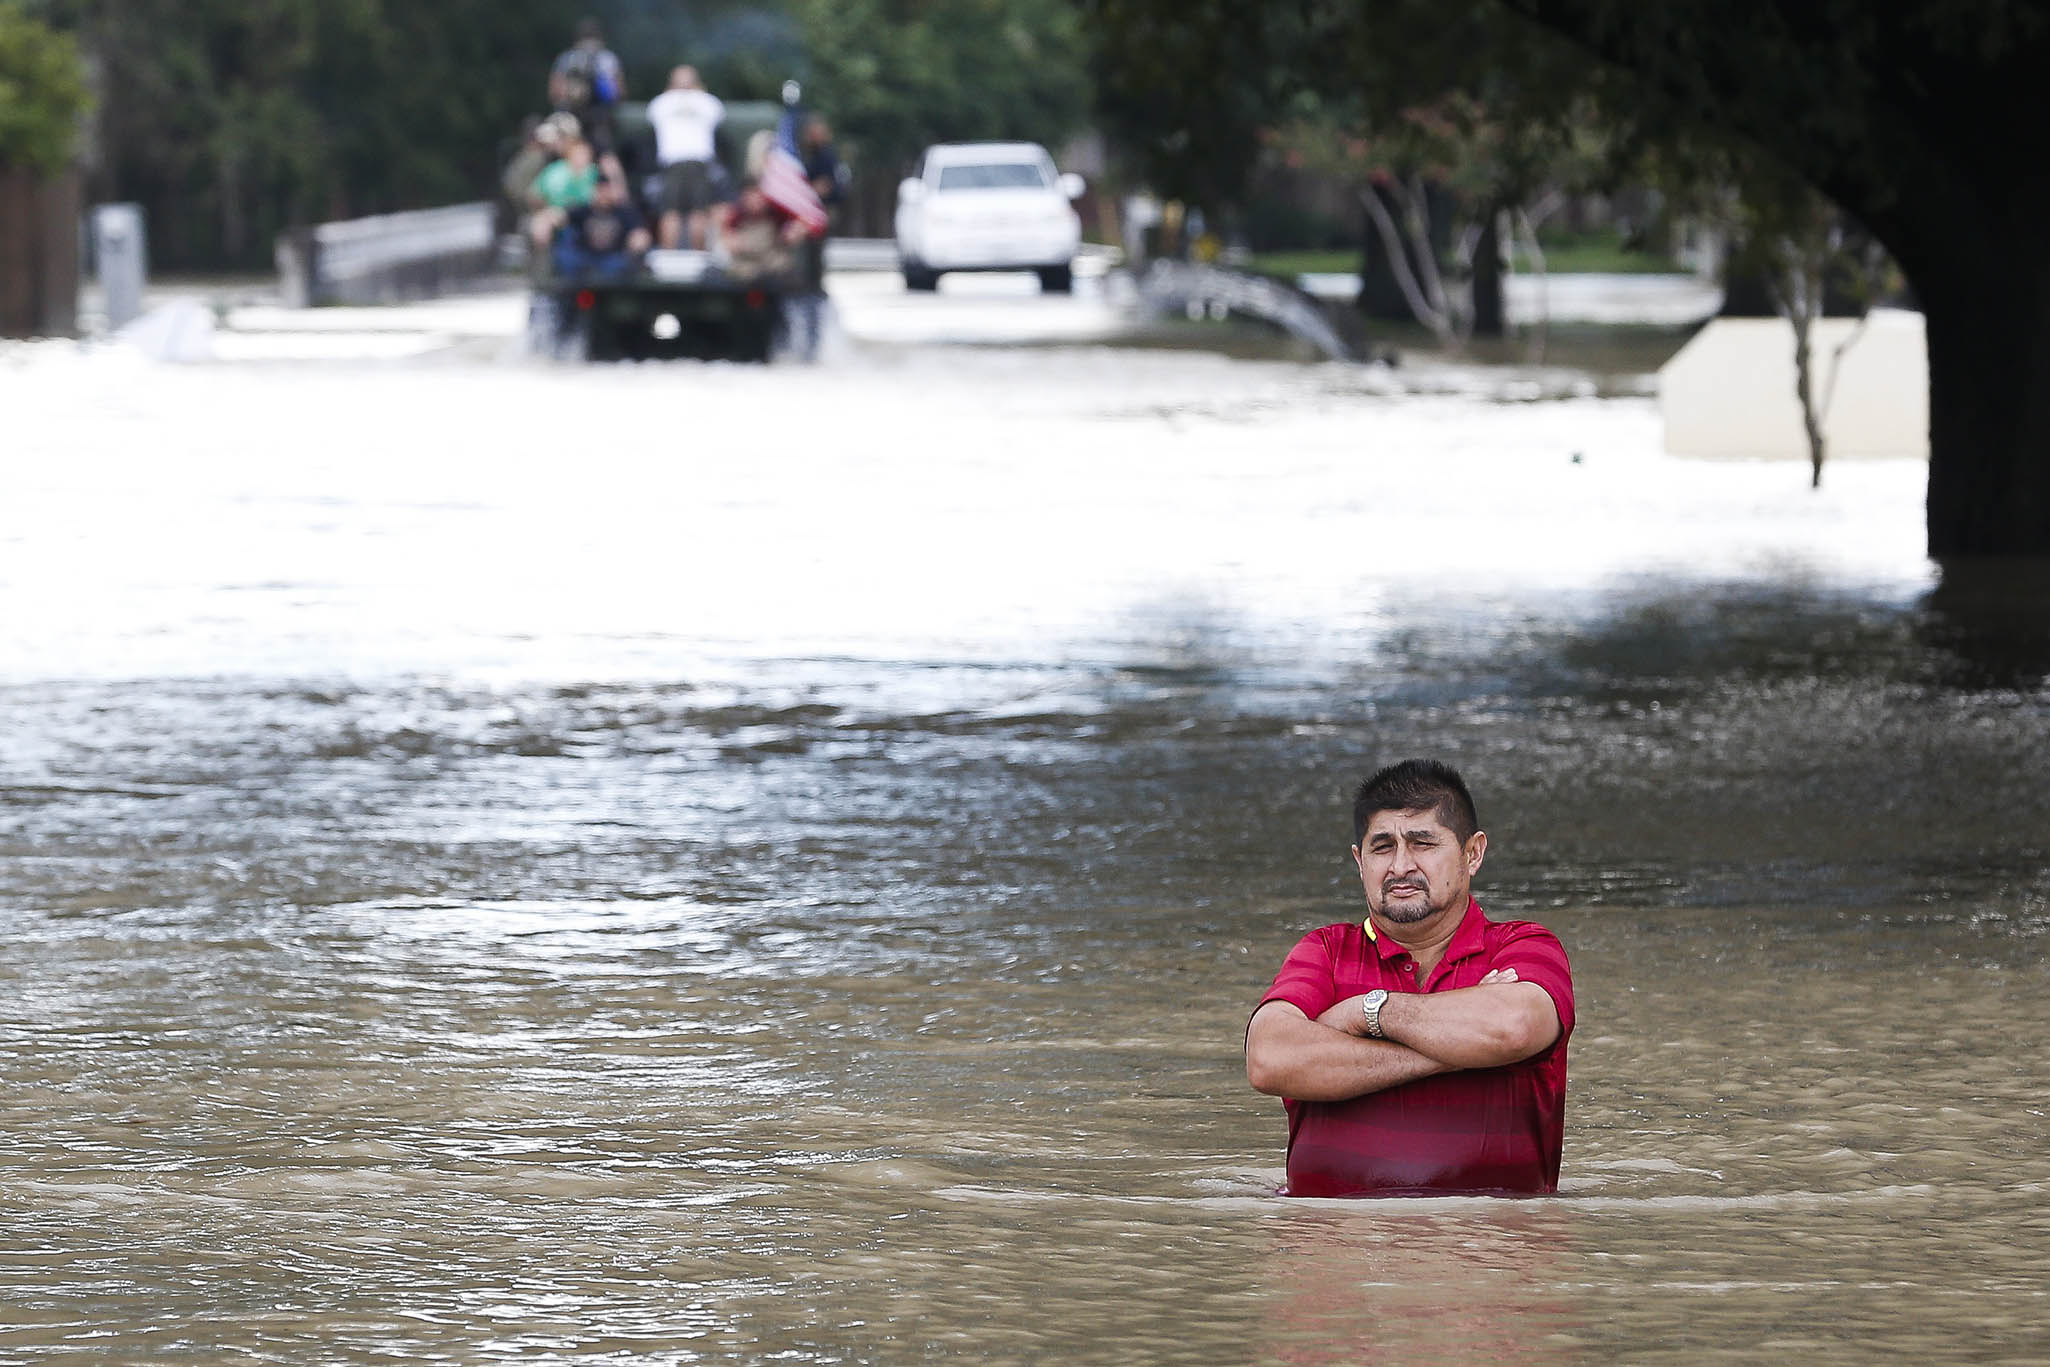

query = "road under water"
[3, 305, 2048, 1363]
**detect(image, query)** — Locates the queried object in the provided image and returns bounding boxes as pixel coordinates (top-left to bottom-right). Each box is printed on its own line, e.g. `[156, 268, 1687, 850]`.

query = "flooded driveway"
[3, 288, 2046, 1362]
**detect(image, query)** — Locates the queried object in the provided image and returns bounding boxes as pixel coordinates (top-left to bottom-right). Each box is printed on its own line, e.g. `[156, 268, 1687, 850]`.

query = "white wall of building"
[1660, 310, 1928, 460]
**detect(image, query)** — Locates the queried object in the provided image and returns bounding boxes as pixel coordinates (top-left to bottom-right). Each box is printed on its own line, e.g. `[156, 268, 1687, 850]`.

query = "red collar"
[1366, 897, 1488, 976]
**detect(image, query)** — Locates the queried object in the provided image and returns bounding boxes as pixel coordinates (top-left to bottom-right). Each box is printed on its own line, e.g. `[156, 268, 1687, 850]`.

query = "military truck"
[533, 98, 790, 363]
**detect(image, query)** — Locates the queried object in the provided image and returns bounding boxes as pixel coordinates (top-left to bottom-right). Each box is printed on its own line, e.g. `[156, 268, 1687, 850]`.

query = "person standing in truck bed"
[645, 65, 726, 250]
[549, 17, 627, 154]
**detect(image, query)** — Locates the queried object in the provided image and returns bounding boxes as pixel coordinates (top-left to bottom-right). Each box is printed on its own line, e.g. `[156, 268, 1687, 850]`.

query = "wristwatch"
[1361, 988, 1390, 1039]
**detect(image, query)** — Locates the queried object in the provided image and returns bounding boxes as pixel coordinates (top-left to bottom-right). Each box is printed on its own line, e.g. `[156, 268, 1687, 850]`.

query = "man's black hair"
[576, 16, 604, 40]
[1352, 759, 1480, 846]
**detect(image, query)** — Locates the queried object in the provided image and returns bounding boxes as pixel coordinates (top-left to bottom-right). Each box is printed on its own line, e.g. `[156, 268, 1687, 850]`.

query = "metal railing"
[276, 203, 498, 307]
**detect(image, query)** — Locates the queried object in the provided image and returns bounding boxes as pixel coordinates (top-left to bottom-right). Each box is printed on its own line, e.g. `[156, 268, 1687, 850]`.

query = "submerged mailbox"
[91, 203, 147, 331]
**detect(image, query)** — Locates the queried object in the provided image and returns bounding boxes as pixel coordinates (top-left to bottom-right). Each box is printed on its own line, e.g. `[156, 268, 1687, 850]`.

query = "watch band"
[1361, 989, 1388, 1039]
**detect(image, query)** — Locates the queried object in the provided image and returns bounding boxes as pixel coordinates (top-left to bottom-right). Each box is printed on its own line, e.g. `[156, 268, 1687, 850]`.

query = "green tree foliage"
[592, 0, 801, 105]
[1502, 0, 2039, 267]
[1089, 1, 1620, 206]
[0, 1, 89, 172]
[17, 0, 1086, 269]
[23, 0, 571, 268]
[1086, 0, 1282, 207]
[789, 0, 1090, 175]
[1087, 0, 1635, 336]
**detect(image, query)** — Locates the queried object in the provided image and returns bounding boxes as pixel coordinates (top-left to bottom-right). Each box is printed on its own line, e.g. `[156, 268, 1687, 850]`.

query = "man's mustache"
[1382, 878, 1429, 895]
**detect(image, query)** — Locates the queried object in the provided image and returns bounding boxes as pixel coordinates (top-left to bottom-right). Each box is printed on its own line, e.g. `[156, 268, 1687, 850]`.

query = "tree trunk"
[0, 166, 80, 338]
[1765, 243, 1828, 491]
[1719, 235, 1777, 318]
[1921, 555, 2050, 688]
[1791, 312, 1824, 489]
[1354, 183, 1414, 322]
[1471, 209, 1504, 338]
[1922, 263, 2050, 556]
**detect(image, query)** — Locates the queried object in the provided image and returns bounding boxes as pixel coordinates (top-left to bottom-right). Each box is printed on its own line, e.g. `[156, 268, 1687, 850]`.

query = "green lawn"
[1514, 238, 1685, 274]
[1244, 248, 1363, 277]
[1248, 235, 1684, 278]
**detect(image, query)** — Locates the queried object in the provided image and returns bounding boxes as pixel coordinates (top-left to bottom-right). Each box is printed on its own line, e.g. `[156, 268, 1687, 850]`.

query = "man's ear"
[1464, 830, 1488, 875]
[1350, 844, 1365, 876]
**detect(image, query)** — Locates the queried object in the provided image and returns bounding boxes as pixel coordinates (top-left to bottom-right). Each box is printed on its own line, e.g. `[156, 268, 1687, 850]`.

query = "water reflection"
[1922, 556, 2050, 689]
[1540, 579, 1927, 691]
[1261, 1208, 1582, 1365]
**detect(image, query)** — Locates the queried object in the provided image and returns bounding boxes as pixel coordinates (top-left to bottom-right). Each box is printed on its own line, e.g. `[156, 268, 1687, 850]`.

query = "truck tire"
[1038, 264, 1073, 294]
[903, 265, 939, 292]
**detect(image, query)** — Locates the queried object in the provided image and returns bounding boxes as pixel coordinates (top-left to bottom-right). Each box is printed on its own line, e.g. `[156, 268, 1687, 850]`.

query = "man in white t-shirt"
[645, 66, 727, 249]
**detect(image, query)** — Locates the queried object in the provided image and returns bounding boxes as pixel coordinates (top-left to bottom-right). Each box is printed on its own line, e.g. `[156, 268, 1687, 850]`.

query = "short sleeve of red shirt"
[1259, 926, 1347, 1022]
[1484, 921, 1575, 1040]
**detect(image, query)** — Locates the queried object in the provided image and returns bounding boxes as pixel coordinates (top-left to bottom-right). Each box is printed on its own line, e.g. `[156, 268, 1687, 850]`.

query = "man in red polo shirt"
[1247, 759, 1574, 1196]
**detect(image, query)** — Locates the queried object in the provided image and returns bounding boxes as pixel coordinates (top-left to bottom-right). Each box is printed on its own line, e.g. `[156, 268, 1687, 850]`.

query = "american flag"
[759, 109, 829, 237]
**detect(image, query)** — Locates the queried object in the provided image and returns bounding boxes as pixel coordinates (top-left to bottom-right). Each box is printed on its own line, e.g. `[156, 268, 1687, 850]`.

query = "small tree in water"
[1723, 176, 1896, 489]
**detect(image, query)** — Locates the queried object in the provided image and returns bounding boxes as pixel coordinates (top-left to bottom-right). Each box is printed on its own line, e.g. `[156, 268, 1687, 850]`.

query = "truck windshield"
[935, 162, 1049, 191]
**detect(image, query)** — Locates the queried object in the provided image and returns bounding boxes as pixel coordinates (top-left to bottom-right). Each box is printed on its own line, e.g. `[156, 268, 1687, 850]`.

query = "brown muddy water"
[3, 338, 2048, 1363]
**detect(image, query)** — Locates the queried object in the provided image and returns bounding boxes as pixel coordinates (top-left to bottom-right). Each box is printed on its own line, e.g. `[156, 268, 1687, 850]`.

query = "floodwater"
[3, 281, 2048, 1364]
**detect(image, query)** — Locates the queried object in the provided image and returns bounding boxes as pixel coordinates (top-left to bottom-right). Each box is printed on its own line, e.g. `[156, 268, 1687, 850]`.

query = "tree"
[0, 1, 88, 173]
[1087, 0, 1284, 212]
[1267, 93, 1606, 348]
[1092, 0, 2050, 554]
[790, 0, 1090, 176]
[583, 1, 803, 106]
[1667, 158, 1896, 491]
[774, 0, 1093, 236]
[1, 2, 89, 339]
[1089, 1, 1616, 339]
[24, 0, 569, 269]
[1504, 0, 2050, 553]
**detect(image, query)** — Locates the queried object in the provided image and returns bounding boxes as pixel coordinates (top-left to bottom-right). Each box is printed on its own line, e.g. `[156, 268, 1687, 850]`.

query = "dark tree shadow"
[1920, 558, 2050, 691]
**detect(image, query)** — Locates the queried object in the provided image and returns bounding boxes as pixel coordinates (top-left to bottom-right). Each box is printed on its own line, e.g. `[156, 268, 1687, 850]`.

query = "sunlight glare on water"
[5, 340, 1930, 685]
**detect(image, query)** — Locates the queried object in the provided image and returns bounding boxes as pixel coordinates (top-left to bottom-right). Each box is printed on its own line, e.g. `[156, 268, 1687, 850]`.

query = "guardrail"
[275, 202, 498, 307]
[822, 237, 901, 272]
